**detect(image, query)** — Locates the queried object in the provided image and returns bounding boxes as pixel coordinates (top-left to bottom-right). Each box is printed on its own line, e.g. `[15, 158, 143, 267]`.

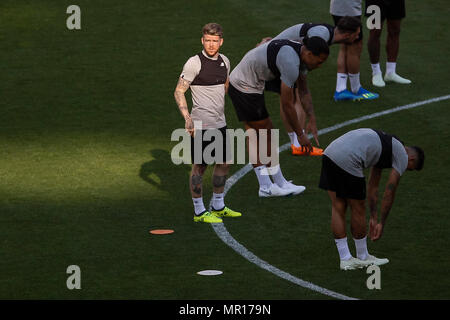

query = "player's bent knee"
[215, 163, 229, 170]
[246, 117, 272, 130]
[192, 164, 207, 175]
[262, 117, 274, 129]
[369, 29, 383, 38]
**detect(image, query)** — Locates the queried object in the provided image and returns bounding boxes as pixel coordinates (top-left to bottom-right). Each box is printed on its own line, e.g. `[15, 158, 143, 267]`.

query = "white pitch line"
[210, 94, 450, 300]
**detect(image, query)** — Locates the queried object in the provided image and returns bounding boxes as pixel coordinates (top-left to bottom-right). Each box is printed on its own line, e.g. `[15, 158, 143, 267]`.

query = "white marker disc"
[197, 270, 223, 276]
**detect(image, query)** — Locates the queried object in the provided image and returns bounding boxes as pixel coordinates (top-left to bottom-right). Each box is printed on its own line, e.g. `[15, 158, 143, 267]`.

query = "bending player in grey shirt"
[319, 128, 425, 270]
[324, 128, 408, 178]
[228, 37, 330, 197]
[255, 17, 361, 155]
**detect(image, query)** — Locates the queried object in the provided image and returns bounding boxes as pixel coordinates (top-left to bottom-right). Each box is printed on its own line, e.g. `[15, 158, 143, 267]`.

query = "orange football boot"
[291, 144, 323, 156]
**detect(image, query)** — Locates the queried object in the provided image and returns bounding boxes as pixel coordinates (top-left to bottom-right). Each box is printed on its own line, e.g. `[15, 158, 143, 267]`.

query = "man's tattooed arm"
[379, 169, 401, 226]
[174, 77, 194, 135]
[174, 77, 191, 120]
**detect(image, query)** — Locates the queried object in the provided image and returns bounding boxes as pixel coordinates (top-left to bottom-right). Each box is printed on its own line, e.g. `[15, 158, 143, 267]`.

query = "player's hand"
[185, 116, 194, 137]
[256, 37, 273, 47]
[370, 223, 384, 241]
[297, 132, 312, 153]
[305, 117, 319, 146]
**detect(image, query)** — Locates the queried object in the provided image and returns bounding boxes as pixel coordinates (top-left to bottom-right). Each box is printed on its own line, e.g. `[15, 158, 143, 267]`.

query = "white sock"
[212, 192, 225, 211]
[354, 236, 369, 260]
[336, 73, 348, 92]
[386, 62, 396, 75]
[288, 132, 300, 147]
[192, 197, 206, 215]
[268, 164, 289, 188]
[335, 237, 352, 261]
[254, 165, 272, 188]
[371, 63, 382, 75]
[348, 73, 361, 94]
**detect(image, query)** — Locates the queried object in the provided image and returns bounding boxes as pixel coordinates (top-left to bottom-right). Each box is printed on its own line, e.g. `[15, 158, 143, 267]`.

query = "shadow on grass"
[139, 148, 191, 195]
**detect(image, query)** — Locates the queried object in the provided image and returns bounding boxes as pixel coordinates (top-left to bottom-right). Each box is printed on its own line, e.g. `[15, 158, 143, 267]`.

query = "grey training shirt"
[180, 51, 230, 129]
[273, 23, 333, 44]
[324, 128, 408, 177]
[330, 0, 362, 16]
[229, 41, 305, 94]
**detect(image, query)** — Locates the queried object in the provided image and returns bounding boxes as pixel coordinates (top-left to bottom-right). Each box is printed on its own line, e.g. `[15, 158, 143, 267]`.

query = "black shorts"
[319, 155, 366, 200]
[365, 0, 406, 20]
[190, 126, 231, 165]
[264, 78, 282, 94]
[332, 15, 363, 42]
[264, 78, 298, 95]
[228, 83, 269, 122]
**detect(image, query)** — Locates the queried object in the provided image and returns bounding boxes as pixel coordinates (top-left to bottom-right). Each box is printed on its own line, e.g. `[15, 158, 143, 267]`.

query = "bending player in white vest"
[319, 128, 425, 270]
[228, 37, 329, 197]
[256, 17, 362, 156]
[174, 23, 242, 224]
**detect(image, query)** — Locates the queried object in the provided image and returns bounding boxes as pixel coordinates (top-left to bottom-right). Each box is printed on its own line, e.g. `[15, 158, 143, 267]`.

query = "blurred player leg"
[211, 163, 242, 218]
[348, 39, 379, 99]
[334, 44, 357, 101]
[329, 191, 365, 270]
[191, 164, 223, 223]
[348, 198, 389, 266]
[384, 19, 411, 84]
[368, 24, 386, 87]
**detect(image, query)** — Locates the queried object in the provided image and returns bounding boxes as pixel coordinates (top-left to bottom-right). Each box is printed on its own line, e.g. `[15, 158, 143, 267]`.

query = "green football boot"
[193, 211, 223, 224]
[211, 206, 242, 218]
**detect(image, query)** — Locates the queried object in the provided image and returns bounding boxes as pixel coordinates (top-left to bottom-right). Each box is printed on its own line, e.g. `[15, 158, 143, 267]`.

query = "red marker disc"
[150, 229, 174, 235]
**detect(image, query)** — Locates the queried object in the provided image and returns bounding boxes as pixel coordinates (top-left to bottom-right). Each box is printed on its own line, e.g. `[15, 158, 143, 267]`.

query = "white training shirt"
[229, 41, 307, 94]
[180, 51, 230, 129]
[273, 23, 333, 45]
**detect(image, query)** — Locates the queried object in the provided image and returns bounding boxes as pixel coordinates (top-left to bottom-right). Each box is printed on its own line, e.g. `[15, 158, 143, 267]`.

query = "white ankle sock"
[386, 62, 396, 75]
[192, 197, 206, 215]
[254, 165, 272, 188]
[335, 237, 352, 261]
[336, 73, 348, 92]
[348, 73, 361, 94]
[212, 192, 225, 211]
[288, 132, 300, 147]
[268, 164, 289, 188]
[371, 63, 382, 75]
[354, 236, 369, 260]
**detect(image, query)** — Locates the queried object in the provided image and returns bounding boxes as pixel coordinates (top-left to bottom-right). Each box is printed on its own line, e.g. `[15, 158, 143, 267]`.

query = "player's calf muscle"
[191, 174, 202, 195]
[212, 175, 226, 188]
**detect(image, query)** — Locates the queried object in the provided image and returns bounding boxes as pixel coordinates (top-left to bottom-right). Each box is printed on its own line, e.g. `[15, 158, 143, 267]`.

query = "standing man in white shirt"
[174, 23, 242, 223]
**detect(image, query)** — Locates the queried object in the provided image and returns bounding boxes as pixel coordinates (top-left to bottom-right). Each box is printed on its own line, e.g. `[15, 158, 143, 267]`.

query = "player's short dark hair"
[336, 16, 362, 33]
[411, 146, 425, 171]
[202, 23, 223, 38]
[304, 36, 330, 56]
